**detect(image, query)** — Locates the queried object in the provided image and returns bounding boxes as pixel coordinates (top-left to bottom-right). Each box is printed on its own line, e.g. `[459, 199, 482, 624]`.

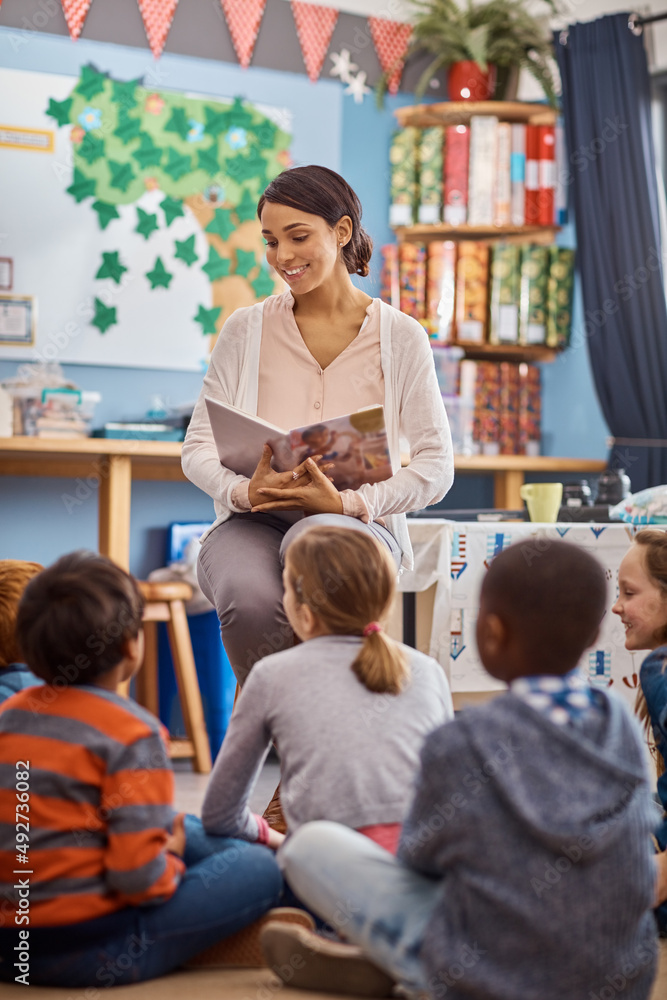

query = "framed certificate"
[0, 295, 35, 346]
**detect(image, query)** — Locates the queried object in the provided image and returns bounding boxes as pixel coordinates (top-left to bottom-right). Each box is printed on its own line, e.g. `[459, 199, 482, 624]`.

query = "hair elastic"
[362, 621, 382, 637]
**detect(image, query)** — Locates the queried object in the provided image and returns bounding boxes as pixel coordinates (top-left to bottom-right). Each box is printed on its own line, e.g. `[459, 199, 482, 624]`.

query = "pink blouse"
[232, 292, 384, 520]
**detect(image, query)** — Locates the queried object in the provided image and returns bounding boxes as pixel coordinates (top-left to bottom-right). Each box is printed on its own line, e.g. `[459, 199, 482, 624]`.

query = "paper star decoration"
[206, 209, 235, 241]
[91, 201, 120, 230]
[96, 251, 127, 284]
[174, 235, 198, 267]
[77, 133, 105, 165]
[235, 188, 257, 223]
[108, 159, 135, 192]
[251, 267, 275, 298]
[163, 148, 192, 181]
[133, 133, 163, 169]
[135, 208, 159, 240]
[46, 97, 73, 127]
[91, 298, 117, 333]
[66, 168, 97, 203]
[345, 71, 371, 104]
[234, 249, 257, 278]
[146, 257, 173, 290]
[77, 65, 106, 100]
[194, 304, 221, 335]
[160, 196, 185, 226]
[329, 49, 358, 84]
[201, 246, 231, 282]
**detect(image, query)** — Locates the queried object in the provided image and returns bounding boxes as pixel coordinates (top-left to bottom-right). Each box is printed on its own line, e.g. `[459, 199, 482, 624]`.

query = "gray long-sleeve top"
[201, 634, 453, 839]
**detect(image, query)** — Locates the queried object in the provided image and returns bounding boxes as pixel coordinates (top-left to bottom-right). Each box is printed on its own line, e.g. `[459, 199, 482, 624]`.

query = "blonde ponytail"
[285, 526, 409, 696]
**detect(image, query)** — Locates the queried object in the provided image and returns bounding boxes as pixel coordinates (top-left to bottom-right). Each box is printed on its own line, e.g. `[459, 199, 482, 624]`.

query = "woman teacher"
[182, 165, 453, 686]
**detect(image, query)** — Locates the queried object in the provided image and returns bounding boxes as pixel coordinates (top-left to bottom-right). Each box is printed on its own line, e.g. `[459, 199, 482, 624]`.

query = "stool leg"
[167, 600, 212, 774]
[136, 621, 160, 718]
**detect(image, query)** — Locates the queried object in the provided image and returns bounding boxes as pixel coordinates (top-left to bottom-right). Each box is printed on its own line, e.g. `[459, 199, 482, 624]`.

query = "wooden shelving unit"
[392, 100, 565, 363]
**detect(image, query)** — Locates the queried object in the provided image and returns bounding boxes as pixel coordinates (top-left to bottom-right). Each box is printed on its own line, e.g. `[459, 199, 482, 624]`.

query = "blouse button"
[314, 401, 321, 409]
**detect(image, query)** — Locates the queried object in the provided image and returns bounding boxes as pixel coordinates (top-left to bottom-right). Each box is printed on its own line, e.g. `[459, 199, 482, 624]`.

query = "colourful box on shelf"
[519, 363, 541, 456]
[489, 244, 520, 344]
[455, 242, 489, 344]
[546, 247, 576, 348]
[389, 127, 419, 227]
[468, 115, 498, 226]
[494, 122, 512, 226]
[398, 242, 426, 320]
[417, 127, 443, 224]
[519, 245, 549, 345]
[510, 123, 526, 225]
[380, 244, 400, 308]
[443, 124, 470, 225]
[499, 361, 520, 455]
[426, 241, 456, 342]
[93, 423, 185, 441]
[473, 361, 501, 456]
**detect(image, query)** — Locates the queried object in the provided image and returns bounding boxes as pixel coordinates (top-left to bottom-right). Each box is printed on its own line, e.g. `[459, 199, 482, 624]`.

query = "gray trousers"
[197, 512, 401, 686]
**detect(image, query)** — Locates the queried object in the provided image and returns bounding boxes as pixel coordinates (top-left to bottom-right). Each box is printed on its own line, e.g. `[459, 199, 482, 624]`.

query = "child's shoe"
[185, 906, 315, 968]
[260, 921, 396, 997]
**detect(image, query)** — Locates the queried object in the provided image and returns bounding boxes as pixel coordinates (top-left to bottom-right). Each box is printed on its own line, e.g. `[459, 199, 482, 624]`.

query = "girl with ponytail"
[201, 526, 452, 855]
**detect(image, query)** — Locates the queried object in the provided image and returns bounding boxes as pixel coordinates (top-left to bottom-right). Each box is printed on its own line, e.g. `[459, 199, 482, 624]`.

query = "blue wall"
[0, 28, 610, 574]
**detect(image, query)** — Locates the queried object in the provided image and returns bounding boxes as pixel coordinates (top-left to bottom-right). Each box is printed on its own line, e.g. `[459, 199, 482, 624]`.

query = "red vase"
[447, 61, 496, 100]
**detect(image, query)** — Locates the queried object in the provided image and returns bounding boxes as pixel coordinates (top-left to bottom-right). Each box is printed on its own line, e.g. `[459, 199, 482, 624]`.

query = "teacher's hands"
[251, 456, 343, 515]
[248, 445, 336, 511]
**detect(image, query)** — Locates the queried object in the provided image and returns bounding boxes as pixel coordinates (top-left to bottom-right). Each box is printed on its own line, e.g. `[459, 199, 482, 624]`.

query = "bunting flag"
[137, 0, 179, 59]
[291, 2, 338, 83]
[61, 0, 93, 40]
[220, 0, 266, 69]
[368, 17, 412, 95]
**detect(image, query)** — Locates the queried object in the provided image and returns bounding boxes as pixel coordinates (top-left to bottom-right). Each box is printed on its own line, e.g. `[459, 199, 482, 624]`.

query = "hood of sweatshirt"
[457, 691, 658, 855]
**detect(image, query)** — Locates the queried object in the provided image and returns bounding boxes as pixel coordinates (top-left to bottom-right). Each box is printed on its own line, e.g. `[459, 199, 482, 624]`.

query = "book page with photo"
[288, 406, 392, 491]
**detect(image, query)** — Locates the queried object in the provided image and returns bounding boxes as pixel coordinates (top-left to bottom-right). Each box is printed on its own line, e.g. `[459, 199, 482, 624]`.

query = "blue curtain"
[554, 13, 667, 491]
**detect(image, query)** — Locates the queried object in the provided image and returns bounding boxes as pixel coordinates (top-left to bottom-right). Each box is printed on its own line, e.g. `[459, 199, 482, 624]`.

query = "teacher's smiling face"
[260, 201, 349, 294]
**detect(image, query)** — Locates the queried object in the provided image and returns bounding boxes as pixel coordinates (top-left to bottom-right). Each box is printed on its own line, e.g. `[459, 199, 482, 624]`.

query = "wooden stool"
[134, 580, 212, 774]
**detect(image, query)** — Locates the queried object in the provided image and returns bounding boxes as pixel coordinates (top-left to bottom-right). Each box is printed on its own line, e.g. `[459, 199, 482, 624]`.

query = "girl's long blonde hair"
[632, 529, 667, 776]
[285, 526, 409, 695]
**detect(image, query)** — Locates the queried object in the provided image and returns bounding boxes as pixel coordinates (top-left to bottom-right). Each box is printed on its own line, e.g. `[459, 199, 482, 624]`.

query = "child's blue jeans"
[280, 820, 441, 995]
[0, 816, 282, 988]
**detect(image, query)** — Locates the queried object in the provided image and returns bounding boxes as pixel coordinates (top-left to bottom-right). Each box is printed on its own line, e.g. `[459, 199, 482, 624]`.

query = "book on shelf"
[494, 122, 512, 226]
[380, 244, 400, 309]
[555, 123, 568, 225]
[510, 124, 526, 226]
[205, 398, 393, 491]
[426, 240, 456, 343]
[418, 127, 443, 224]
[519, 245, 549, 345]
[398, 242, 426, 320]
[459, 360, 542, 456]
[524, 124, 540, 224]
[389, 127, 419, 226]
[499, 361, 520, 454]
[537, 125, 556, 225]
[519, 364, 541, 456]
[443, 124, 469, 225]
[473, 361, 501, 455]
[468, 116, 498, 225]
[455, 242, 489, 343]
[546, 247, 576, 348]
[489, 244, 521, 344]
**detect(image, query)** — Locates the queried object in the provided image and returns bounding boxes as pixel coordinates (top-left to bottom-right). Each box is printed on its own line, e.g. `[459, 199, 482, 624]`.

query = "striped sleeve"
[103, 730, 184, 905]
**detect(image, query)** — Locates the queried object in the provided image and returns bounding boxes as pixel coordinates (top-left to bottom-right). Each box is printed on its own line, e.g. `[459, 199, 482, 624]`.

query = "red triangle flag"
[368, 17, 412, 95]
[61, 0, 93, 41]
[137, 0, 179, 59]
[291, 2, 339, 83]
[221, 0, 266, 69]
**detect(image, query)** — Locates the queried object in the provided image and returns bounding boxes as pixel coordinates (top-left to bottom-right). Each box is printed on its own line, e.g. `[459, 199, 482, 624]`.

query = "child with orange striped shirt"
[0, 552, 282, 988]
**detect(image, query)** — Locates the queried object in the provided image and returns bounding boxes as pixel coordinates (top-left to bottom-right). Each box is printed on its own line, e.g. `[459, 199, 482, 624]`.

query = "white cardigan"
[181, 296, 454, 570]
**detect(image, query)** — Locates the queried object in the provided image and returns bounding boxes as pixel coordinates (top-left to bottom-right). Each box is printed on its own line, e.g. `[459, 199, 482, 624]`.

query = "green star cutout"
[91, 297, 117, 333]
[66, 168, 97, 203]
[204, 105, 230, 137]
[235, 188, 257, 223]
[96, 251, 127, 284]
[111, 77, 140, 113]
[233, 248, 257, 278]
[135, 208, 159, 240]
[206, 208, 235, 241]
[163, 148, 192, 181]
[46, 97, 73, 127]
[226, 151, 267, 185]
[77, 132, 105, 165]
[251, 267, 275, 299]
[132, 132, 163, 169]
[77, 65, 107, 100]
[226, 97, 254, 129]
[146, 257, 174, 290]
[108, 159, 135, 192]
[165, 107, 190, 141]
[197, 144, 221, 176]
[91, 200, 120, 230]
[194, 304, 221, 335]
[252, 120, 277, 149]
[115, 112, 142, 145]
[174, 235, 198, 267]
[160, 196, 184, 226]
[201, 246, 231, 282]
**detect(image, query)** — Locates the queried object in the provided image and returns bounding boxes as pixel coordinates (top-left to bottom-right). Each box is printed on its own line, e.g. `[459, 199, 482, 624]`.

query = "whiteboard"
[0, 67, 290, 371]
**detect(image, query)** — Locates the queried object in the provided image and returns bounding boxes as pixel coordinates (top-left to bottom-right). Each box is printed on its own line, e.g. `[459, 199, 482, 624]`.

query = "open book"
[205, 397, 393, 491]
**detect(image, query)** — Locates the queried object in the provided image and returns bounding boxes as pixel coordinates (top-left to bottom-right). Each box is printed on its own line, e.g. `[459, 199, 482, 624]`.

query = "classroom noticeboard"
[0, 66, 292, 371]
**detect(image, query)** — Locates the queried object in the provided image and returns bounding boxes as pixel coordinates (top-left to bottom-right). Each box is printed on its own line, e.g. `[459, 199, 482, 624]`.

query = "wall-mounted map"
[0, 66, 291, 370]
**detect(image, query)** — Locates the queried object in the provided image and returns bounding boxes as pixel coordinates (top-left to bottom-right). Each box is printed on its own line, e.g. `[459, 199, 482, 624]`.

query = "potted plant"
[377, 0, 560, 107]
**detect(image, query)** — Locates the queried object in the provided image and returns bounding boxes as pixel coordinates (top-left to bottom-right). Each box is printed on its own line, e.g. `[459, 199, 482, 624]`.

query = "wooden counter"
[0, 436, 607, 568]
